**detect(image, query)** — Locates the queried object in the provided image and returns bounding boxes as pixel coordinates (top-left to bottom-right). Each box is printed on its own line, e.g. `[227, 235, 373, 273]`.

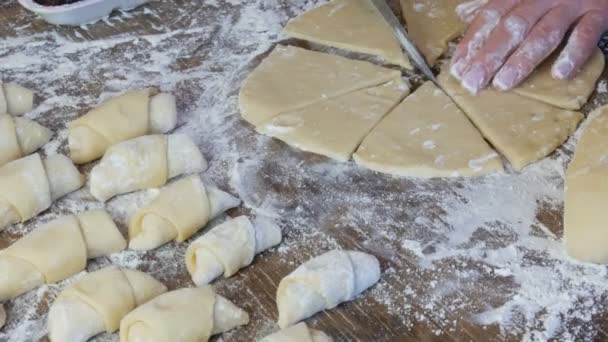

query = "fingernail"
[552, 57, 574, 80]
[493, 66, 520, 91]
[461, 65, 486, 94]
[450, 59, 469, 80]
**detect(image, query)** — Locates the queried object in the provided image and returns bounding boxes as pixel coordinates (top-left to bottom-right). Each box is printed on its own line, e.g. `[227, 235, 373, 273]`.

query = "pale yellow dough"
[564, 105, 608, 263]
[260, 322, 333, 342]
[257, 79, 409, 162]
[439, 71, 583, 170]
[514, 48, 606, 110]
[0, 114, 51, 167]
[354, 81, 503, 177]
[283, 0, 411, 68]
[239, 45, 402, 126]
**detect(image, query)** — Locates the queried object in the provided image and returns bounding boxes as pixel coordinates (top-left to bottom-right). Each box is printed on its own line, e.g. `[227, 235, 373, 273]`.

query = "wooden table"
[1, 1, 607, 341]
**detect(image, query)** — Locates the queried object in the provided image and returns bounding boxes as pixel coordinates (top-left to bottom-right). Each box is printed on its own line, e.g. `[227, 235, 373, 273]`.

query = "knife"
[368, 0, 439, 85]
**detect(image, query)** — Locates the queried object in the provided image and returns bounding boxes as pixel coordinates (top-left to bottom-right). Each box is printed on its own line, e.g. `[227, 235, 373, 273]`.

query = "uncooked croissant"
[0, 114, 51, 167]
[129, 175, 241, 251]
[0, 210, 126, 301]
[0, 154, 84, 231]
[89, 134, 207, 202]
[0, 82, 34, 116]
[260, 322, 332, 342]
[186, 215, 282, 286]
[120, 287, 249, 342]
[48, 266, 167, 342]
[276, 250, 381, 328]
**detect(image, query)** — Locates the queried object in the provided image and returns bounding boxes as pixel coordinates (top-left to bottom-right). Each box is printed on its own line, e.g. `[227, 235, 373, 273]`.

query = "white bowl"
[18, 0, 151, 26]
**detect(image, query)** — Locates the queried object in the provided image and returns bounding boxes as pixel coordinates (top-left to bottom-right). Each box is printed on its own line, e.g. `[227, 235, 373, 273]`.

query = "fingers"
[552, 10, 608, 80]
[455, 0, 490, 24]
[493, 5, 581, 90]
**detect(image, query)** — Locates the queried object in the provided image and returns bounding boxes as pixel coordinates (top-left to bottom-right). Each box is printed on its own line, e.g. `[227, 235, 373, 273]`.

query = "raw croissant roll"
[0, 154, 84, 231]
[277, 250, 381, 328]
[68, 88, 178, 164]
[89, 134, 207, 202]
[0, 210, 126, 301]
[186, 215, 282, 286]
[120, 287, 249, 342]
[48, 266, 167, 342]
[260, 322, 332, 342]
[0, 82, 34, 116]
[129, 175, 241, 251]
[0, 304, 5, 329]
[0, 114, 51, 167]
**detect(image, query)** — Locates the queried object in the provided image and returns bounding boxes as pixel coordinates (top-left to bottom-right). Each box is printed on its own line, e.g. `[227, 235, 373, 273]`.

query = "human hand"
[450, 0, 608, 94]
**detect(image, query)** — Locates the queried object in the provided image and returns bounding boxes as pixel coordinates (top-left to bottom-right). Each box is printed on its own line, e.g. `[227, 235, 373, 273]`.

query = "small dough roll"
[48, 266, 167, 342]
[0, 210, 126, 301]
[0, 114, 51, 167]
[186, 216, 282, 286]
[69, 89, 178, 164]
[1, 82, 34, 116]
[277, 250, 381, 328]
[0, 154, 84, 231]
[0, 304, 5, 329]
[120, 287, 249, 342]
[260, 322, 332, 342]
[89, 134, 207, 202]
[129, 176, 241, 251]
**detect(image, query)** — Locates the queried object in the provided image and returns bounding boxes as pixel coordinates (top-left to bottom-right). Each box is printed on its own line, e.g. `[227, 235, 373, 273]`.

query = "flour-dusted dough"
[0, 154, 84, 231]
[0, 210, 126, 301]
[283, 0, 411, 68]
[400, 0, 468, 65]
[354, 81, 503, 177]
[277, 250, 380, 328]
[129, 176, 241, 250]
[186, 216, 282, 286]
[89, 134, 207, 201]
[0, 82, 35, 116]
[239, 45, 402, 126]
[69, 88, 178, 164]
[0, 114, 51, 167]
[48, 267, 167, 342]
[257, 79, 409, 162]
[120, 287, 249, 342]
[514, 48, 606, 110]
[0, 304, 5, 329]
[439, 71, 583, 170]
[564, 105, 608, 263]
[260, 322, 332, 342]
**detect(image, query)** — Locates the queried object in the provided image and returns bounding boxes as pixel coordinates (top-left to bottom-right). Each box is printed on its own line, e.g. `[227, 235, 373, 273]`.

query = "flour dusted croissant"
[0, 82, 34, 116]
[89, 134, 207, 202]
[260, 322, 332, 342]
[277, 250, 381, 328]
[48, 266, 167, 342]
[186, 215, 282, 286]
[69, 88, 178, 164]
[129, 175, 240, 251]
[0, 210, 126, 301]
[0, 154, 84, 231]
[120, 287, 249, 342]
[0, 114, 51, 167]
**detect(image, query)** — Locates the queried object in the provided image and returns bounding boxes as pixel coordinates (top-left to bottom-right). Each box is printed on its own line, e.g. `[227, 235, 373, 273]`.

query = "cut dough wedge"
[239, 45, 402, 126]
[283, 0, 411, 68]
[354, 81, 503, 177]
[513, 48, 606, 110]
[564, 105, 608, 263]
[439, 71, 583, 170]
[260, 322, 332, 342]
[257, 79, 409, 162]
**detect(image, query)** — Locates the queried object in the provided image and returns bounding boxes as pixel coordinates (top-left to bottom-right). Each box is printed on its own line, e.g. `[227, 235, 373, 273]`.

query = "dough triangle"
[354, 81, 503, 177]
[283, 0, 411, 68]
[257, 79, 409, 162]
[239, 45, 402, 126]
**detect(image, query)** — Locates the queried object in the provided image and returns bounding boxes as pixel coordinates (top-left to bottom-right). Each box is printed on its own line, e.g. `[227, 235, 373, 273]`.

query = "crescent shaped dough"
[186, 216, 282, 286]
[129, 176, 241, 251]
[48, 267, 167, 342]
[277, 250, 380, 328]
[89, 134, 207, 202]
[1, 82, 34, 116]
[69, 89, 178, 164]
[260, 322, 332, 342]
[120, 287, 249, 342]
[0, 154, 84, 231]
[0, 114, 51, 167]
[0, 210, 126, 301]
